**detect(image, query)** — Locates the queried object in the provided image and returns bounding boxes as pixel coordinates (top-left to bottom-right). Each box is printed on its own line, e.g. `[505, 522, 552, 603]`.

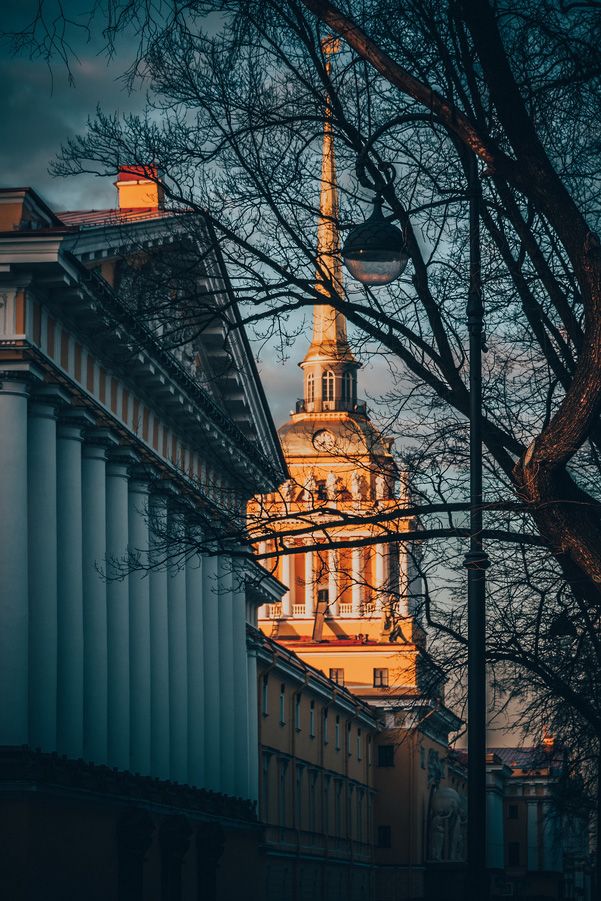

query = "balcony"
[292, 604, 306, 616]
[267, 603, 282, 618]
[339, 604, 353, 616]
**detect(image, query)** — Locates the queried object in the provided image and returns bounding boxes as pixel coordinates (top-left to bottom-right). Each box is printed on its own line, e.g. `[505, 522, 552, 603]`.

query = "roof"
[57, 207, 179, 227]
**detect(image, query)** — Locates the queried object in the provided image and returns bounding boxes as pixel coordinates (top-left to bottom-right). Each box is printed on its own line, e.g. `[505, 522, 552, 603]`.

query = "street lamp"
[342, 122, 490, 899]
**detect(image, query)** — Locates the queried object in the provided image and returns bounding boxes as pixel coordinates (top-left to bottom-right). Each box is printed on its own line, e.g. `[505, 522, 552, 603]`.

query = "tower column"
[351, 546, 363, 615]
[328, 547, 339, 616]
[128, 472, 151, 775]
[0, 375, 31, 744]
[281, 547, 295, 616]
[375, 543, 388, 611]
[305, 544, 315, 615]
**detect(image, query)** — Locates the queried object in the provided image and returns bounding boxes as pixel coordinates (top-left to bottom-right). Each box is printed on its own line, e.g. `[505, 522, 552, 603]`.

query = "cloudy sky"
[0, 1, 396, 429]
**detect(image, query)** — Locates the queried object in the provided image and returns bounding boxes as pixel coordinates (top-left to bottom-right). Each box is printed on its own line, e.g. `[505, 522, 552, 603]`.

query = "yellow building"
[251, 41, 465, 898]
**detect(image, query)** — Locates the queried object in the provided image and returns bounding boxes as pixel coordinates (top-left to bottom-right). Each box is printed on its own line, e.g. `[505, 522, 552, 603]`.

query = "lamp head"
[342, 195, 409, 286]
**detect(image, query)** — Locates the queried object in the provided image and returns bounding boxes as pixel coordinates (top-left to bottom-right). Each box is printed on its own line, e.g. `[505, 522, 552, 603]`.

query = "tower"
[254, 39, 431, 713]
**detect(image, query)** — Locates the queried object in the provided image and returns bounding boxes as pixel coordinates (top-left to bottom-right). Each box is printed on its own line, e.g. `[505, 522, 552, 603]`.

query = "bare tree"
[7, 0, 601, 873]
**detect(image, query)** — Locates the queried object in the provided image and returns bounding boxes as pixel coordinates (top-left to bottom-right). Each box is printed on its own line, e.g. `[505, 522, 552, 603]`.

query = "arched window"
[342, 371, 354, 402]
[322, 370, 334, 402]
[306, 372, 314, 402]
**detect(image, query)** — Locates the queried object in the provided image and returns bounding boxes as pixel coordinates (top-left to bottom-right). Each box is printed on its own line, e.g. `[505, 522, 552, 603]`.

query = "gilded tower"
[254, 40, 434, 713]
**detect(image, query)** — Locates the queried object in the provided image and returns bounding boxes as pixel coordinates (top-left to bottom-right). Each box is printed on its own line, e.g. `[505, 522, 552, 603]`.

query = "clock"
[312, 429, 336, 452]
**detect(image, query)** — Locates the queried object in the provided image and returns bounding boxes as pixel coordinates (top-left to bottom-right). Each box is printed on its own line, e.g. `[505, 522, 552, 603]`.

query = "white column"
[305, 545, 315, 615]
[56, 412, 91, 758]
[82, 434, 112, 764]
[246, 637, 260, 803]
[398, 544, 410, 617]
[149, 494, 170, 780]
[128, 474, 151, 776]
[375, 544, 387, 611]
[351, 547, 363, 615]
[281, 550, 293, 616]
[328, 548, 339, 616]
[27, 393, 60, 751]
[106, 450, 134, 770]
[168, 510, 188, 784]
[186, 546, 205, 789]
[202, 553, 220, 792]
[0, 376, 31, 744]
[218, 555, 236, 796]
[232, 561, 249, 798]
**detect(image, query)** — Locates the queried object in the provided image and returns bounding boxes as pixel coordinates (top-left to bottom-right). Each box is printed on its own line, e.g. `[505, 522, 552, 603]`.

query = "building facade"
[0, 177, 287, 900]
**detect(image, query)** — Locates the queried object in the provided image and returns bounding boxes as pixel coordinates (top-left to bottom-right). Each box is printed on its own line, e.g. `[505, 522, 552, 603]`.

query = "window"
[322, 370, 334, 402]
[335, 715, 340, 750]
[309, 700, 315, 737]
[377, 745, 395, 767]
[317, 588, 329, 605]
[377, 825, 392, 848]
[357, 729, 362, 760]
[323, 709, 328, 744]
[262, 675, 269, 716]
[306, 372, 314, 402]
[507, 842, 520, 867]
[507, 804, 519, 820]
[342, 370, 354, 401]
[329, 668, 344, 685]
[295, 694, 301, 731]
[279, 684, 286, 724]
[420, 747, 426, 768]
[373, 668, 389, 687]
[347, 722, 352, 756]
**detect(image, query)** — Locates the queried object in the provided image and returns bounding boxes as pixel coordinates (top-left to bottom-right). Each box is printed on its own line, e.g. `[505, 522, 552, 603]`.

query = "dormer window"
[322, 370, 334, 402]
[306, 372, 315, 403]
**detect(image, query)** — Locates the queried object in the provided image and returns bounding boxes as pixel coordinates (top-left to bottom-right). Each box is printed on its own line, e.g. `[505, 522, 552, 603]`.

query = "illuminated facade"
[252, 45, 464, 898]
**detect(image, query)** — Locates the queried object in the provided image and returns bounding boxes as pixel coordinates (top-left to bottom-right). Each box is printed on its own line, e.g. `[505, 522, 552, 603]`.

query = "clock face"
[312, 429, 336, 452]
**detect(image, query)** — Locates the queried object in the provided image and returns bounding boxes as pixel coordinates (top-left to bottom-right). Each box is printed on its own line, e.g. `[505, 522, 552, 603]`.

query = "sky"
[0, 1, 396, 430]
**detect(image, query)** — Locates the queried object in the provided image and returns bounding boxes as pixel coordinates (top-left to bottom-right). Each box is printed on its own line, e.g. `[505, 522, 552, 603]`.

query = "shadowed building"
[0, 175, 287, 901]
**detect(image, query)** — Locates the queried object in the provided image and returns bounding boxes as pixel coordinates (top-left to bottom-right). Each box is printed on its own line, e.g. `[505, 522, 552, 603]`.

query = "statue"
[282, 479, 295, 502]
[449, 796, 467, 861]
[326, 470, 338, 500]
[351, 470, 363, 500]
[303, 471, 316, 501]
[428, 786, 463, 862]
[375, 473, 387, 500]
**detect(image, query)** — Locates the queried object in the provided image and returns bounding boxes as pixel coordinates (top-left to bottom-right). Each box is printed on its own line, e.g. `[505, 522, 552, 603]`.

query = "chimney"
[114, 166, 164, 210]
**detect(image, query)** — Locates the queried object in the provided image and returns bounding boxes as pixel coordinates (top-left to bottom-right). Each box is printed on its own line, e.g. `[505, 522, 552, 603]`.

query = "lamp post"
[342, 125, 490, 899]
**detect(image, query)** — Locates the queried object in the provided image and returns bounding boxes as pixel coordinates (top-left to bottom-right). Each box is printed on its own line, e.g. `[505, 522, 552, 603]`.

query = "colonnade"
[0, 375, 256, 800]
[262, 537, 413, 619]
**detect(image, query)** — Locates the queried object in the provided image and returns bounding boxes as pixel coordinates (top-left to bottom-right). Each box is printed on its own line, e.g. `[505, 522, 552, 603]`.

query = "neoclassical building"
[0, 176, 286, 900]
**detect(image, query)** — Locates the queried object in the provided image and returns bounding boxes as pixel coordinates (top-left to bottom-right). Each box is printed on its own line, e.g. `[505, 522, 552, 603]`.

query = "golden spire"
[304, 37, 355, 365]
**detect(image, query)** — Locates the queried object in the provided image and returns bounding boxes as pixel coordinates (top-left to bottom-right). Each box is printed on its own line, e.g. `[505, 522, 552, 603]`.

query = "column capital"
[107, 446, 140, 479]
[85, 427, 120, 448]
[30, 384, 71, 411]
[0, 361, 45, 391]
